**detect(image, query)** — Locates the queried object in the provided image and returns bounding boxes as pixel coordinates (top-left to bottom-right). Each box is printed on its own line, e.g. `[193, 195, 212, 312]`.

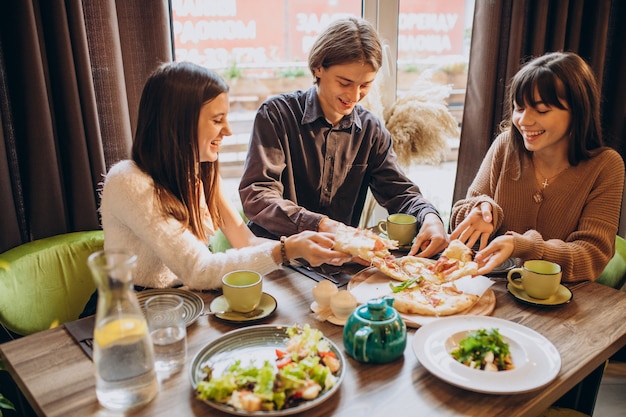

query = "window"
[171, 0, 474, 225]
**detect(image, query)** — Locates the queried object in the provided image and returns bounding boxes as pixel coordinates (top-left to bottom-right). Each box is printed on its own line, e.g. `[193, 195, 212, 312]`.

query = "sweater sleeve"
[449, 135, 506, 233]
[101, 162, 280, 290]
[507, 150, 625, 282]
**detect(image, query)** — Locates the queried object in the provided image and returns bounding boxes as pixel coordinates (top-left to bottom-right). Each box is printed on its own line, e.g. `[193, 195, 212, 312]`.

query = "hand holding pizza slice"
[362, 239, 483, 316]
[333, 224, 399, 262]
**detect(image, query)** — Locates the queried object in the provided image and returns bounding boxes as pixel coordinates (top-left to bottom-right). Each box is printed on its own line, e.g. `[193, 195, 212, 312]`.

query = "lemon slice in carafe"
[94, 317, 148, 348]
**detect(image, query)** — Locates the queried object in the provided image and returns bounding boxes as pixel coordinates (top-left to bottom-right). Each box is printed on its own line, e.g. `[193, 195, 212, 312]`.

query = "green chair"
[209, 209, 248, 253]
[596, 235, 626, 290]
[597, 235, 626, 363]
[0, 231, 104, 338]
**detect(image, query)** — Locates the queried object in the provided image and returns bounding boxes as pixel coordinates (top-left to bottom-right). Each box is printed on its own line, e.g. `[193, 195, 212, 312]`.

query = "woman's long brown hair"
[132, 62, 229, 241]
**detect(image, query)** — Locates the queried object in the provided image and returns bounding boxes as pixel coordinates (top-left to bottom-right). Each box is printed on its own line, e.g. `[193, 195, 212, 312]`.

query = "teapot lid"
[360, 296, 396, 321]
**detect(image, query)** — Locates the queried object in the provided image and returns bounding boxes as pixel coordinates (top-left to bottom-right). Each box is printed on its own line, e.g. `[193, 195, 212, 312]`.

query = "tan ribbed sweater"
[450, 132, 625, 282]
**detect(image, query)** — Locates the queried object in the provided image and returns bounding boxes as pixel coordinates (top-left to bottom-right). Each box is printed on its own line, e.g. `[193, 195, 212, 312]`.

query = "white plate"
[412, 315, 561, 394]
[190, 324, 345, 415]
[310, 302, 347, 326]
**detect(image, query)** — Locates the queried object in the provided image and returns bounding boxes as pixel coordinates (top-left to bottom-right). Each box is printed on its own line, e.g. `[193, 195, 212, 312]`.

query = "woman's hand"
[473, 234, 514, 275]
[450, 202, 494, 250]
[284, 231, 352, 267]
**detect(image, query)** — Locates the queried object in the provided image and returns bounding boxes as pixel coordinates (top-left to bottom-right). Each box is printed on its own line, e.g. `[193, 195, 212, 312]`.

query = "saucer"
[488, 257, 520, 275]
[209, 293, 277, 322]
[507, 283, 573, 307]
[310, 302, 347, 326]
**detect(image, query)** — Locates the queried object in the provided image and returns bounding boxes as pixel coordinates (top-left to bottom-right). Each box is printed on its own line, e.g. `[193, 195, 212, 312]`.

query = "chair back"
[597, 235, 626, 290]
[0, 231, 104, 336]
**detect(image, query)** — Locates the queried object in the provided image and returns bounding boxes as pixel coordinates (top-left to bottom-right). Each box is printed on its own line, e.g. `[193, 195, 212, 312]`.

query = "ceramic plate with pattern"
[189, 324, 345, 415]
[136, 288, 204, 327]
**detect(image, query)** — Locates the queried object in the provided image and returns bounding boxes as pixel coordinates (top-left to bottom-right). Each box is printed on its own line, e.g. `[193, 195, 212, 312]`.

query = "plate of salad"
[412, 315, 561, 394]
[190, 324, 345, 415]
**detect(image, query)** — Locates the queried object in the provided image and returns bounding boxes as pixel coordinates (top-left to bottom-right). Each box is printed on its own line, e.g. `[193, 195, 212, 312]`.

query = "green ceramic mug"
[378, 213, 418, 246]
[221, 270, 263, 313]
[507, 260, 561, 299]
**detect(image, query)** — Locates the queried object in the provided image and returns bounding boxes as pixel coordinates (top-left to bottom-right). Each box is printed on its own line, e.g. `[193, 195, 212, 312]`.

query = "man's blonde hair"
[308, 17, 383, 84]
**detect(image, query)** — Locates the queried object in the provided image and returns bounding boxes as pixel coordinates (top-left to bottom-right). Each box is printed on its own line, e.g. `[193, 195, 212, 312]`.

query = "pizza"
[390, 277, 479, 316]
[370, 242, 478, 284]
[333, 225, 398, 261]
[367, 240, 481, 316]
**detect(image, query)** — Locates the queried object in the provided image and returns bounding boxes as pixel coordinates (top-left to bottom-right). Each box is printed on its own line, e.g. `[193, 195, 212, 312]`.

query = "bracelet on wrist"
[280, 235, 290, 266]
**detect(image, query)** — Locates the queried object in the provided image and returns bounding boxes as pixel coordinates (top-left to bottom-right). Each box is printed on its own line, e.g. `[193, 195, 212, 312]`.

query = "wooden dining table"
[2, 265, 626, 417]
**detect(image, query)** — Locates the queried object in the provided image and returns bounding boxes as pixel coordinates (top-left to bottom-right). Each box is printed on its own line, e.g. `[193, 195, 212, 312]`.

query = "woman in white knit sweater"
[99, 62, 351, 290]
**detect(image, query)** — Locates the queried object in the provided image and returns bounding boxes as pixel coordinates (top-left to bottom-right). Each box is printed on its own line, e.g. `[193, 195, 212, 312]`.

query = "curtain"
[0, 0, 172, 253]
[453, 0, 626, 231]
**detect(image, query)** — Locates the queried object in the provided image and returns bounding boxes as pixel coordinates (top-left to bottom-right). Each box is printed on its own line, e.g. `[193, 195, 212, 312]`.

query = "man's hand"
[450, 202, 494, 250]
[409, 213, 449, 258]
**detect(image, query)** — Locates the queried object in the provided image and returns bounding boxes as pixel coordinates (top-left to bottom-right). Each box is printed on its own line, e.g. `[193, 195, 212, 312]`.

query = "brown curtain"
[454, 0, 626, 230]
[0, 0, 172, 253]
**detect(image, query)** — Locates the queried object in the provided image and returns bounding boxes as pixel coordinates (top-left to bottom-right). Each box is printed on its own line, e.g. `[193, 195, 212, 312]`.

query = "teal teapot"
[343, 296, 407, 364]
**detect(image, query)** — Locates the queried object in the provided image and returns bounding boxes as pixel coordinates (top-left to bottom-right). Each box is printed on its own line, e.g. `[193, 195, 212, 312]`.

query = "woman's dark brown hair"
[132, 61, 229, 240]
[503, 51, 604, 166]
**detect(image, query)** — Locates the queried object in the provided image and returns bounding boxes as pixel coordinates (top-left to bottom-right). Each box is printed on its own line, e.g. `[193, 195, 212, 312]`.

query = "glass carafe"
[88, 250, 158, 411]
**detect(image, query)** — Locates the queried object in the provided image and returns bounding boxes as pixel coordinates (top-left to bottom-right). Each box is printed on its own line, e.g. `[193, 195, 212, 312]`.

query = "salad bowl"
[189, 324, 345, 415]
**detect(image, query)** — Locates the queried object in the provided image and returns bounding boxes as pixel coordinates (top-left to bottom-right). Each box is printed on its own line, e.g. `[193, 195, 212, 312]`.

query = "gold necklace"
[534, 164, 570, 189]
[532, 161, 570, 204]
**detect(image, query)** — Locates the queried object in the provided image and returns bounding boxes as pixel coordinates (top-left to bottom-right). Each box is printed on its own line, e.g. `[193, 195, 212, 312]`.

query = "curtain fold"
[0, 0, 172, 253]
[453, 0, 626, 233]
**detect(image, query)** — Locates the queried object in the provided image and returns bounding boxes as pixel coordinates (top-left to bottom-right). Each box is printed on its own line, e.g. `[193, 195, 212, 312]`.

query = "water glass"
[145, 294, 187, 374]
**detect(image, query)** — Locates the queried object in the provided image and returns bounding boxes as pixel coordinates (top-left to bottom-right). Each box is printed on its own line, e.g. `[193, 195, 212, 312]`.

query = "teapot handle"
[353, 326, 373, 362]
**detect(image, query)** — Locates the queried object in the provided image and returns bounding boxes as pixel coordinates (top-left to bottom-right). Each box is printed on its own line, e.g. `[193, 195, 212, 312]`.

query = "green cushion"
[0, 231, 104, 336]
[210, 230, 234, 253]
[210, 209, 247, 253]
[597, 236, 626, 290]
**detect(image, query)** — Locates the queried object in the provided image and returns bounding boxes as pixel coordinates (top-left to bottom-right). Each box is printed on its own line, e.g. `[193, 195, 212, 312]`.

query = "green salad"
[196, 324, 341, 412]
[449, 328, 514, 371]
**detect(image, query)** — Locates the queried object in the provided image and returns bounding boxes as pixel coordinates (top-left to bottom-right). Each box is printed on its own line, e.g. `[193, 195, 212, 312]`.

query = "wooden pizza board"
[348, 267, 496, 328]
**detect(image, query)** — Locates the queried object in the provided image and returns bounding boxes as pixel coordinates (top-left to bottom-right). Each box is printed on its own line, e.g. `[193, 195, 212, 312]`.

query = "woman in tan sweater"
[449, 52, 624, 282]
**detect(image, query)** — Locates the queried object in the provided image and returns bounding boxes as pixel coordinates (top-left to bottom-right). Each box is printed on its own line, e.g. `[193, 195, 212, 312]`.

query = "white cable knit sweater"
[100, 160, 280, 290]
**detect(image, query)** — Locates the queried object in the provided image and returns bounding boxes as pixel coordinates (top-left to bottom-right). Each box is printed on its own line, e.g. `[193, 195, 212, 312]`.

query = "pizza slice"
[427, 255, 478, 283]
[371, 254, 477, 284]
[333, 225, 398, 262]
[442, 239, 474, 262]
[370, 255, 435, 282]
[434, 239, 478, 282]
[390, 279, 479, 316]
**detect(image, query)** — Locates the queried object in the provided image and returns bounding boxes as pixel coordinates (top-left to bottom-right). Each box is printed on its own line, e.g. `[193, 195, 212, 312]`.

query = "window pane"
[170, 0, 475, 226]
[171, 0, 362, 180]
[393, 0, 474, 226]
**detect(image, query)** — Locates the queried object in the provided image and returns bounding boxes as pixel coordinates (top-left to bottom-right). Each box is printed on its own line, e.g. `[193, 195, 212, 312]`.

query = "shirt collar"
[301, 86, 362, 131]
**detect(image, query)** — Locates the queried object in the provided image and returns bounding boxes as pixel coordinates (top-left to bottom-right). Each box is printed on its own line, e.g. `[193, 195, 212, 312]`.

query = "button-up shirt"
[239, 86, 440, 239]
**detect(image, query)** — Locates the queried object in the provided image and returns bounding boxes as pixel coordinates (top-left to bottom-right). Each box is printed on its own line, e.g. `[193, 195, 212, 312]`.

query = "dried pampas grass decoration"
[385, 79, 460, 166]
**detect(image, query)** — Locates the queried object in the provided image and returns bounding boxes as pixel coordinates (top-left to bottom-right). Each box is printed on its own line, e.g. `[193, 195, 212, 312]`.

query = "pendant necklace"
[532, 163, 570, 204]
